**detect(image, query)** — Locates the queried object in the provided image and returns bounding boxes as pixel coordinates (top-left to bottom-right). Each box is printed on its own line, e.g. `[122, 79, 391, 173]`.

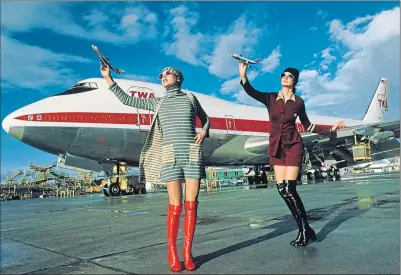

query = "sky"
[1, 1, 400, 180]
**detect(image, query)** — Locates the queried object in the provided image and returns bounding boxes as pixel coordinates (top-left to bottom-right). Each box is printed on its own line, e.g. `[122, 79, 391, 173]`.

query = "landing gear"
[245, 165, 269, 188]
[303, 147, 341, 182]
[327, 166, 341, 180]
[315, 168, 325, 180]
[306, 170, 315, 180]
[128, 176, 146, 195]
[125, 185, 134, 195]
[305, 166, 341, 181]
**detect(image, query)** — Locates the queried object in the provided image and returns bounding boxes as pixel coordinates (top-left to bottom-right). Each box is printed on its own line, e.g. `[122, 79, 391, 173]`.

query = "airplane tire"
[334, 169, 340, 178]
[254, 176, 260, 185]
[108, 183, 121, 196]
[141, 187, 147, 194]
[314, 169, 322, 180]
[133, 189, 140, 195]
[307, 172, 315, 180]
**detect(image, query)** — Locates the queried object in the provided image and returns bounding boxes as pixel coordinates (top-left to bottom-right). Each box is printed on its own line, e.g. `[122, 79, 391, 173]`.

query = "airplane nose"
[2, 113, 11, 133]
[2, 112, 24, 140]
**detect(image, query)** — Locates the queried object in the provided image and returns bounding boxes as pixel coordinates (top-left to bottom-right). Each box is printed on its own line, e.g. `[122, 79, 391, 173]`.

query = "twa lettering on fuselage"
[127, 86, 155, 98]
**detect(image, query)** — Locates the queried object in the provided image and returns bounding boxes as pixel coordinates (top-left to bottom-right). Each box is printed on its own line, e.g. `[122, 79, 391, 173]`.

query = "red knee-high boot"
[182, 200, 197, 270]
[167, 204, 183, 272]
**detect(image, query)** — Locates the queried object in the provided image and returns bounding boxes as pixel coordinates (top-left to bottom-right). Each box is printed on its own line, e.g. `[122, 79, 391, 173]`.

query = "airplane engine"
[244, 136, 269, 154]
[57, 153, 115, 172]
[369, 131, 395, 144]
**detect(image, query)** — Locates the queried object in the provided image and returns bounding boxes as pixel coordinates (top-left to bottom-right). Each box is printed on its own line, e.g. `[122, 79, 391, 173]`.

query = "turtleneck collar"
[165, 85, 182, 95]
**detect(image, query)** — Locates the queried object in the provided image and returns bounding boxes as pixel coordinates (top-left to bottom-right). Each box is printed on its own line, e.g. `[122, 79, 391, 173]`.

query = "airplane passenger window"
[53, 82, 98, 96]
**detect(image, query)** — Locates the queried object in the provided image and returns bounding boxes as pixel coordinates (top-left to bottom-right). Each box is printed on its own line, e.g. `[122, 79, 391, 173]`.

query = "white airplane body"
[231, 54, 261, 64]
[2, 77, 399, 186]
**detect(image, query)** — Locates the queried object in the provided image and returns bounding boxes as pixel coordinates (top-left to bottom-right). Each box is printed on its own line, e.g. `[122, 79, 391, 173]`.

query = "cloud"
[206, 15, 264, 79]
[218, 71, 266, 106]
[346, 15, 375, 33]
[216, 47, 281, 104]
[298, 7, 400, 120]
[162, 5, 209, 66]
[0, 35, 92, 91]
[261, 46, 281, 73]
[161, 5, 282, 104]
[217, 46, 281, 104]
[161, 5, 279, 81]
[321, 47, 336, 68]
[1, 2, 158, 45]
[317, 9, 328, 20]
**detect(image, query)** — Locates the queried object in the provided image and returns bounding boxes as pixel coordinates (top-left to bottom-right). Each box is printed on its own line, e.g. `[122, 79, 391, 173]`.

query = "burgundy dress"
[241, 80, 335, 167]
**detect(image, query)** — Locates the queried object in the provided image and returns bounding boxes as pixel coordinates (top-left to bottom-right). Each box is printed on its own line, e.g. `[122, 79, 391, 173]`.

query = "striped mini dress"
[109, 82, 210, 183]
[158, 87, 207, 182]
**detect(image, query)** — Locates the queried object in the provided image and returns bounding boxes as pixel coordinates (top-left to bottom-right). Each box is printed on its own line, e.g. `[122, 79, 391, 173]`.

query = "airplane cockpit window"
[54, 82, 99, 96]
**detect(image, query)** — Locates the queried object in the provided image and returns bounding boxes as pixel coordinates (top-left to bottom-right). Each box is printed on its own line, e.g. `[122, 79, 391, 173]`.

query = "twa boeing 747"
[2, 77, 399, 194]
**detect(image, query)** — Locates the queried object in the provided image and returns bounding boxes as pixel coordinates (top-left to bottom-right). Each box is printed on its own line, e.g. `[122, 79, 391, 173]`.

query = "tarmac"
[1, 172, 400, 274]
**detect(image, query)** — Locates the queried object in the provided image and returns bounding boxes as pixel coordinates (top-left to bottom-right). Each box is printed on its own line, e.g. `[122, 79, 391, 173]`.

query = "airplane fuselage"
[0, 77, 390, 170]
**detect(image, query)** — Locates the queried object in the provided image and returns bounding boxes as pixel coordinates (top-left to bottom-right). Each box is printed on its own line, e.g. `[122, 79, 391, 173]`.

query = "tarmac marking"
[86, 209, 148, 216]
[3, 237, 136, 275]
[87, 223, 251, 261]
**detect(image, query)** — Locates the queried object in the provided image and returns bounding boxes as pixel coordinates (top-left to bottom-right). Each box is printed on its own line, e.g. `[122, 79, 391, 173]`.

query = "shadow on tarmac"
[193, 194, 399, 269]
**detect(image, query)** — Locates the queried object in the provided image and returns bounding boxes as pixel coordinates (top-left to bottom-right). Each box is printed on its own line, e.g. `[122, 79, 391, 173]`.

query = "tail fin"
[362, 77, 388, 123]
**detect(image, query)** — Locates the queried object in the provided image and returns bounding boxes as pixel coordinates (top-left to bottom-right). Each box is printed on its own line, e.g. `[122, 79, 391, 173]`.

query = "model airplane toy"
[231, 53, 262, 65]
[91, 44, 125, 75]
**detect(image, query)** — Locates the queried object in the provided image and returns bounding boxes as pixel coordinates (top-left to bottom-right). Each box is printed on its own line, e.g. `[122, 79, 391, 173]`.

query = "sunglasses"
[281, 73, 294, 79]
[158, 71, 173, 80]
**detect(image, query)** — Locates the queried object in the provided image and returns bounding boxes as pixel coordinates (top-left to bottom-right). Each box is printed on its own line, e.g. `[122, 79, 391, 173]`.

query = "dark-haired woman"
[239, 62, 345, 246]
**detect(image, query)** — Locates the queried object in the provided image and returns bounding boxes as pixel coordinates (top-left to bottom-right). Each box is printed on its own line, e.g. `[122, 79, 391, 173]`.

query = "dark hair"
[292, 86, 297, 93]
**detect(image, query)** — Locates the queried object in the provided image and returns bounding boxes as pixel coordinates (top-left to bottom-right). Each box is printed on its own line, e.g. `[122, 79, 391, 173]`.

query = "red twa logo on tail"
[377, 93, 388, 112]
[127, 86, 155, 98]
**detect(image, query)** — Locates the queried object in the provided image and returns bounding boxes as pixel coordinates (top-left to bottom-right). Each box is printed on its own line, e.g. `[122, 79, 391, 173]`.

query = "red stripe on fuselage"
[14, 112, 332, 134]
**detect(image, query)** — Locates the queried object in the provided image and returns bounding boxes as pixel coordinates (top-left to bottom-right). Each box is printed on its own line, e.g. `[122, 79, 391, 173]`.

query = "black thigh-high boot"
[286, 180, 317, 246]
[276, 181, 302, 245]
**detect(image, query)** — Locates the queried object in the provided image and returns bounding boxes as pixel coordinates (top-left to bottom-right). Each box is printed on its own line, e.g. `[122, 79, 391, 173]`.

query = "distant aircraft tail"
[362, 78, 389, 123]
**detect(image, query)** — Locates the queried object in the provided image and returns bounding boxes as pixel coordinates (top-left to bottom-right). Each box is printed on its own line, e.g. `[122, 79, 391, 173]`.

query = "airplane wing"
[241, 119, 400, 157]
[336, 120, 400, 138]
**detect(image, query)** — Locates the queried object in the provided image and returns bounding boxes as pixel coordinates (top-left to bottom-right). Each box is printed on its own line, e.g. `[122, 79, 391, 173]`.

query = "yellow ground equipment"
[207, 167, 218, 191]
[352, 133, 372, 161]
[101, 162, 146, 197]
